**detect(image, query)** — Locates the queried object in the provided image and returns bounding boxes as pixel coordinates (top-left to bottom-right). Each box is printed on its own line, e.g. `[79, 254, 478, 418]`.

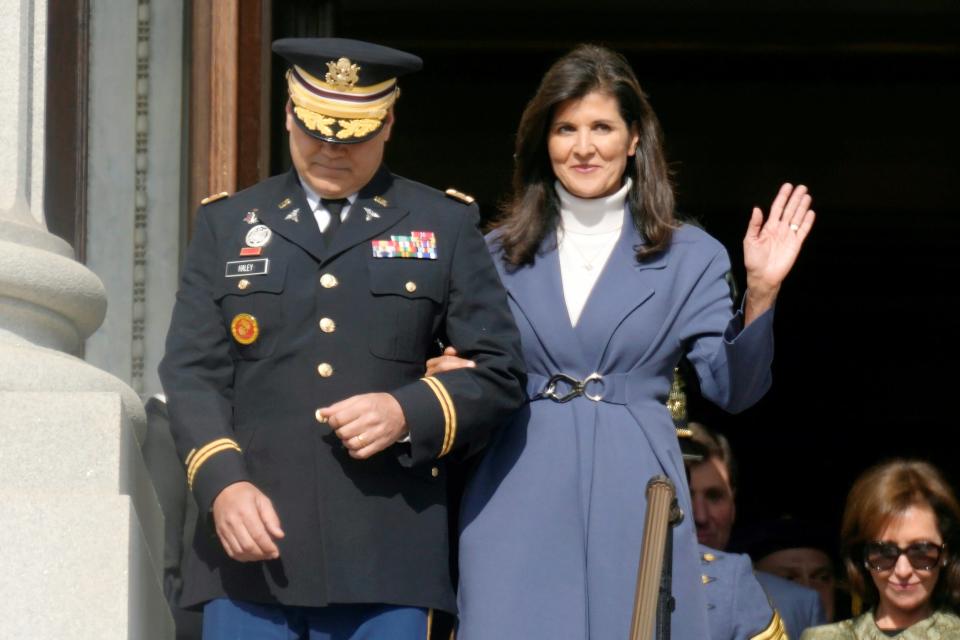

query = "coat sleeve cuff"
[723, 298, 775, 343]
[724, 305, 775, 351]
[716, 303, 775, 413]
[186, 439, 250, 512]
[390, 377, 455, 466]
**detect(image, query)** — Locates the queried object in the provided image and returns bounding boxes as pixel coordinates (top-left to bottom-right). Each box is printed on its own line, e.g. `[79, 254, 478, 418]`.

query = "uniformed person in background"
[672, 371, 787, 639]
[159, 38, 526, 639]
[680, 435, 787, 639]
[699, 545, 787, 640]
[685, 420, 828, 638]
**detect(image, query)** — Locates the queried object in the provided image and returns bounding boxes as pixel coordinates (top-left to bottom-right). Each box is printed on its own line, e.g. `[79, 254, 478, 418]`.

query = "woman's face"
[547, 91, 639, 199]
[869, 503, 944, 622]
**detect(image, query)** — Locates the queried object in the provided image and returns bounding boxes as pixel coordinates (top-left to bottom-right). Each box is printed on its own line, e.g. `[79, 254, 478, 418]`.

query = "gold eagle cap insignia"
[325, 58, 361, 89]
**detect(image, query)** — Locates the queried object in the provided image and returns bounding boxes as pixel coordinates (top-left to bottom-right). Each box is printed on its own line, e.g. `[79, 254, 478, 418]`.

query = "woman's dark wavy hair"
[840, 459, 960, 612]
[494, 44, 676, 267]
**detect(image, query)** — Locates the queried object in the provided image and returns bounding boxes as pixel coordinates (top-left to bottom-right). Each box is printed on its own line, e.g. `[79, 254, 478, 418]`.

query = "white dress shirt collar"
[298, 174, 358, 232]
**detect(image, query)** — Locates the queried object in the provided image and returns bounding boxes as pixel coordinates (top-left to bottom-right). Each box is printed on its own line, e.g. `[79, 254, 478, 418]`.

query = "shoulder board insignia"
[445, 188, 475, 205]
[200, 191, 230, 205]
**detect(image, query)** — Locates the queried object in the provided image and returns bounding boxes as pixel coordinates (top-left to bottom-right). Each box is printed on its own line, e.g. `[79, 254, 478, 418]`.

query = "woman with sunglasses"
[801, 460, 960, 639]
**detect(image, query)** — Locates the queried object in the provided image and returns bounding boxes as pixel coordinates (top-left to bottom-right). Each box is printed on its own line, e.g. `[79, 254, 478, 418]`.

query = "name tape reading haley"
[225, 258, 270, 278]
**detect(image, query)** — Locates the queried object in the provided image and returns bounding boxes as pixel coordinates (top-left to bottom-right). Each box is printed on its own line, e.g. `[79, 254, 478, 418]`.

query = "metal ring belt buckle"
[542, 373, 582, 403]
[542, 372, 604, 403]
[581, 372, 604, 402]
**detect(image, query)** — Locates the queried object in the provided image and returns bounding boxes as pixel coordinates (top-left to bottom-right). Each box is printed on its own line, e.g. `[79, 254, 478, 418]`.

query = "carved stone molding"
[131, 0, 151, 393]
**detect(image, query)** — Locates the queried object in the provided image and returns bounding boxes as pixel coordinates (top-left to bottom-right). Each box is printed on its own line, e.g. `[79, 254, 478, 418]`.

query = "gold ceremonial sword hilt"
[630, 475, 682, 640]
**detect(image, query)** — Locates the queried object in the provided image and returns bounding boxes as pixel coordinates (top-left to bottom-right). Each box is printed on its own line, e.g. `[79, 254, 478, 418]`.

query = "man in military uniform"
[159, 38, 526, 638]
[671, 374, 787, 639]
[684, 420, 826, 639]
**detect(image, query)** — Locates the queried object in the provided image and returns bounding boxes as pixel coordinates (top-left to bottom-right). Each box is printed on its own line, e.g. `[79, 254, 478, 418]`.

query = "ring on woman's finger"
[355, 433, 365, 443]
[789, 223, 800, 232]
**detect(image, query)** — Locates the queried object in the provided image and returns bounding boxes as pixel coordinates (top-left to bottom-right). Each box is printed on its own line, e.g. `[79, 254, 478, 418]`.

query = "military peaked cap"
[273, 37, 423, 144]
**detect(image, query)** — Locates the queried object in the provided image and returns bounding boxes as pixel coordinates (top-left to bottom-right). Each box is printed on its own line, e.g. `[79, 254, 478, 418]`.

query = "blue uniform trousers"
[203, 599, 430, 640]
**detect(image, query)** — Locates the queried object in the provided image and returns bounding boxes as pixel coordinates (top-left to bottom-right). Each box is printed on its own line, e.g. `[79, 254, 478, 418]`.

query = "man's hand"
[211, 481, 285, 562]
[319, 392, 408, 459]
[425, 346, 475, 376]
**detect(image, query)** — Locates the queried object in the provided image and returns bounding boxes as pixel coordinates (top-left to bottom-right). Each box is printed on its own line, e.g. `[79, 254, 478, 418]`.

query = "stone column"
[0, 1, 173, 637]
[85, 0, 185, 397]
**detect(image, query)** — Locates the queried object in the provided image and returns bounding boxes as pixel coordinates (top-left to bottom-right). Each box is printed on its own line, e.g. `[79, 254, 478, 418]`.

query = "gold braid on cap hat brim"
[287, 67, 399, 139]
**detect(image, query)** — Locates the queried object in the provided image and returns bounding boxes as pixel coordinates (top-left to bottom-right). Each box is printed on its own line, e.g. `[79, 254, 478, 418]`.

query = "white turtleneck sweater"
[557, 178, 631, 326]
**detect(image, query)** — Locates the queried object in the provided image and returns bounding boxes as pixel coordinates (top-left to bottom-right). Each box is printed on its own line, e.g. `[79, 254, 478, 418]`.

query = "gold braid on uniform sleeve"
[185, 438, 242, 490]
[421, 376, 457, 457]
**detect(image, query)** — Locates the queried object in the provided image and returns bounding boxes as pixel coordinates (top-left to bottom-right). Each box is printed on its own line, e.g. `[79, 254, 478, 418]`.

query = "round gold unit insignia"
[238, 279, 250, 290]
[230, 313, 259, 345]
[405, 281, 417, 293]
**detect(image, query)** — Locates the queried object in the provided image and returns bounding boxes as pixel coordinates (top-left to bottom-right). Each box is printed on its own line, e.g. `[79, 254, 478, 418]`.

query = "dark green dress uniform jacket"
[158, 166, 526, 613]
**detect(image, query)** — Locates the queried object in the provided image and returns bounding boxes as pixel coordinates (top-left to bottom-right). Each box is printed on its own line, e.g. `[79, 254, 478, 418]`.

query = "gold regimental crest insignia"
[325, 57, 361, 89]
[231, 313, 259, 345]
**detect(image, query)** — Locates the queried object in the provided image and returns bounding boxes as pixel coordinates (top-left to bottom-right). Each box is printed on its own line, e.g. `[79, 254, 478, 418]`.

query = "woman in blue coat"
[432, 44, 814, 638]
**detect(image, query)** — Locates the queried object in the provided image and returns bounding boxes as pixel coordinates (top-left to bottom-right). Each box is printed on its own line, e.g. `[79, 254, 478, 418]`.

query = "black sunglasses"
[863, 541, 946, 572]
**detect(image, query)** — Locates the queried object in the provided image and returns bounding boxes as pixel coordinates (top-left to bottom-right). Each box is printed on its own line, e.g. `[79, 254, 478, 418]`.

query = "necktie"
[320, 198, 348, 245]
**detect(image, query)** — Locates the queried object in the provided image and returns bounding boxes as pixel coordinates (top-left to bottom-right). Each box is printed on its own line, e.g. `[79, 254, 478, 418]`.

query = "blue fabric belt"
[526, 370, 657, 405]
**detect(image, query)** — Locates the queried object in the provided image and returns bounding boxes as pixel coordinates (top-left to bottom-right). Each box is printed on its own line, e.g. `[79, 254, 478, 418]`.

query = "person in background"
[141, 394, 203, 639]
[687, 420, 828, 637]
[688, 421, 738, 551]
[741, 516, 842, 622]
[801, 460, 960, 639]
[699, 545, 788, 640]
[428, 42, 815, 638]
[679, 429, 787, 640]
